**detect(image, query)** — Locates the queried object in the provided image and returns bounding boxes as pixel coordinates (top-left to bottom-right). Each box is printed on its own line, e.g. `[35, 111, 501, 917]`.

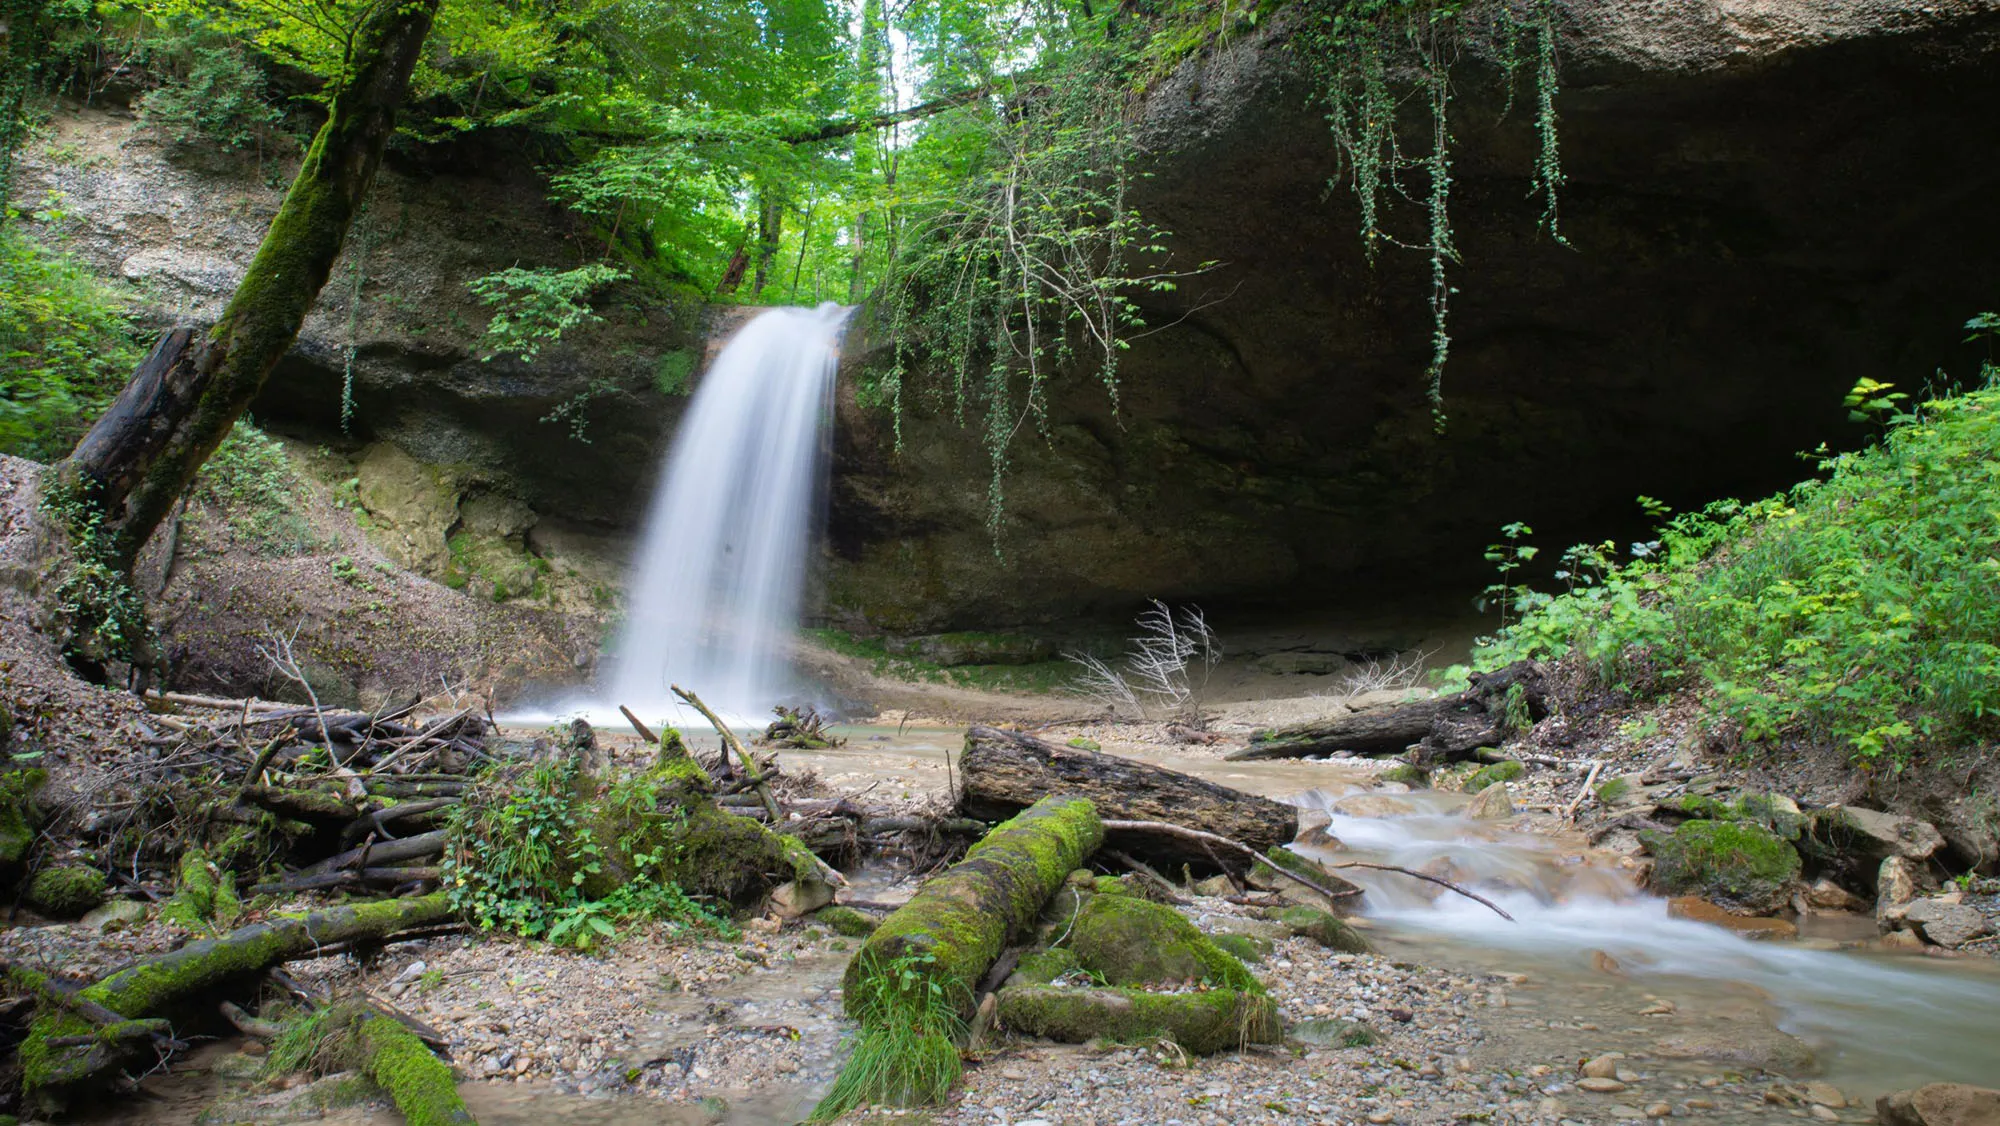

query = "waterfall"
[604, 303, 852, 724]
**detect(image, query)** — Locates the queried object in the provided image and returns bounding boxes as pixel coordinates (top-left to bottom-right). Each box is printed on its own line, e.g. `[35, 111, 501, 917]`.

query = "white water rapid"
[1289, 788, 2000, 1099]
[601, 303, 852, 725]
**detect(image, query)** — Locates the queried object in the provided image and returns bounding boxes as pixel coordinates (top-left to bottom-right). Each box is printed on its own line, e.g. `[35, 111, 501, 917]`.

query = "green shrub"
[195, 420, 315, 555]
[1476, 324, 2000, 768]
[0, 218, 142, 460]
[136, 37, 283, 150]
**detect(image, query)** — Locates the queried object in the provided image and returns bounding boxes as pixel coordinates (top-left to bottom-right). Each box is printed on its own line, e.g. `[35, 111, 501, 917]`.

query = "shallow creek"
[101, 726, 2000, 1123]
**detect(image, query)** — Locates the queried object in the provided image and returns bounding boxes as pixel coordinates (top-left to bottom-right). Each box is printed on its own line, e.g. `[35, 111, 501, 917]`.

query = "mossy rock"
[1639, 819, 1800, 914]
[1012, 947, 1081, 985]
[27, 866, 107, 918]
[996, 983, 1280, 1054]
[0, 769, 47, 879]
[1288, 1018, 1379, 1048]
[1377, 764, 1430, 788]
[1463, 760, 1524, 792]
[1069, 894, 1261, 991]
[1265, 906, 1371, 953]
[809, 905, 879, 938]
[1066, 736, 1102, 752]
[1210, 933, 1272, 964]
[1734, 793, 1806, 841]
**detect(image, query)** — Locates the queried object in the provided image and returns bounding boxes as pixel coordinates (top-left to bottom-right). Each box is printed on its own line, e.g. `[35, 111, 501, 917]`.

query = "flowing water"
[1286, 788, 2000, 1101]
[597, 303, 853, 726]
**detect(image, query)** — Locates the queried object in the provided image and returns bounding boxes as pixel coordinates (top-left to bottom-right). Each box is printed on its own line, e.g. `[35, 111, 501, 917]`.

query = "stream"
[97, 725, 2000, 1124]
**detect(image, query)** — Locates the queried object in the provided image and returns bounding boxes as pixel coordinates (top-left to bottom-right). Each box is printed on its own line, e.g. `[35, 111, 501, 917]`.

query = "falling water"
[604, 303, 853, 723]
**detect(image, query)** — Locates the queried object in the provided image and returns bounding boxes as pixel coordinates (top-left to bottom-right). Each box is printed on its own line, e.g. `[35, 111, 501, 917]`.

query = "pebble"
[1583, 1055, 1621, 1079]
[1580, 1077, 1630, 1093]
[1367, 1111, 1396, 1124]
[1804, 1083, 1847, 1109]
[1810, 1106, 1840, 1122]
[1647, 1102, 1674, 1117]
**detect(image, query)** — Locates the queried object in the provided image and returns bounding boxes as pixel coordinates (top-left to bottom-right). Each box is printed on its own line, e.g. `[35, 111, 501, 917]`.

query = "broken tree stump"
[1228, 661, 1549, 762]
[957, 726, 1296, 873]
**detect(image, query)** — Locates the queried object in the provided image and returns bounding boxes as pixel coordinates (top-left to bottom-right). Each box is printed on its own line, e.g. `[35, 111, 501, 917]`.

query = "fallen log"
[253, 866, 442, 895]
[821, 796, 1102, 1120]
[22, 893, 454, 1112]
[1229, 661, 1549, 762]
[957, 726, 1296, 872]
[298, 830, 447, 877]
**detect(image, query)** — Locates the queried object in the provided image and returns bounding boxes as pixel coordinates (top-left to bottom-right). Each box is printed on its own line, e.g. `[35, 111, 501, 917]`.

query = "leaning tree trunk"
[957, 726, 1297, 874]
[55, 0, 441, 573]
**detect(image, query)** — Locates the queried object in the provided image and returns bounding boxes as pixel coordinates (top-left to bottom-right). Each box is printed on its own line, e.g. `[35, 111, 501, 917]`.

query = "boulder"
[1877, 1084, 2000, 1126]
[26, 866, 107, 918]
[1265, 905, 1371, 953]
[80, 899, 148, 933]
[765, 879, 836, 920]
[1640, 820, 1800, 915]
[1465, 783, 1515, 821]
[1804, 878, 1868, 914]
[1900, 899, 1993, 949]
[1809, 806, 1945, 863]
[355, 442, 459, 574]
[1877, 855, 1927, 917]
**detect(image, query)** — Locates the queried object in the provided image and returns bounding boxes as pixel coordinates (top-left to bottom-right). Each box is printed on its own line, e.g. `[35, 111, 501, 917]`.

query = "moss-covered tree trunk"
[56, 0, 440, 573]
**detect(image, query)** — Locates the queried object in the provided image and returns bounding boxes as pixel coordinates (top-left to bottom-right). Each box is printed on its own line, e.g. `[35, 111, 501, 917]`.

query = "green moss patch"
[1640, 820, 1800, 914]
[1377, 764, 1431, 788]
[1265, 906, 1371, 953]
[809, 905, 879, 937]
[27, 866, 106, 917]
[1013, 947, 1081, 984]
[1210, 933, 1272, 964]
[996, 983, 1280, 1055]
[1070, 894, 1261, 992]
[1463, 760, 1524, 792]
[0, 768, 46, 876]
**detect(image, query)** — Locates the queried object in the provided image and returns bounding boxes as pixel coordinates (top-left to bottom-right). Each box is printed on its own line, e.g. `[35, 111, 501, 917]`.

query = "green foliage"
[468, 264, 629, 364]
[810, 950, 966, 1121]
[441, 760, 724, 950]
[1476, 322, 2000, 768]
[135, 33, 284, 150]
[262, 1007, 335, 1077]
[0, 213, 143, 461]
[194, 420, 315, 555]
[40, 483, 151, 671]
[653, 349, 696, 396]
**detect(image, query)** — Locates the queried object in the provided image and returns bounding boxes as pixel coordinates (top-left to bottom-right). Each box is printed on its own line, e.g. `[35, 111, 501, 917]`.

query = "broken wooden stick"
[1097, 819, 1513, 920]
[672, 684, 781, 823]
[620, 705, 659, 744]
[1565, 760, 1606, 821]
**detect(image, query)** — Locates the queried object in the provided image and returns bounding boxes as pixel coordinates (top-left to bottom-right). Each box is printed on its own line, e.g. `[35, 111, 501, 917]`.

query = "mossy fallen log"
[842, 795, 1104, 1020]
[22, 893, 452, 1113]
[816, 796, 1102, 1120]
[996, 983, 1279, 1055]
[355, 1011, 474, 1126]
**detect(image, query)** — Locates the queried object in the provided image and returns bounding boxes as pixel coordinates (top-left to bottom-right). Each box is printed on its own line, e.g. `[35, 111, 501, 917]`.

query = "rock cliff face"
[824, 0, 2000, 631]
[17, 0, 2000, 643]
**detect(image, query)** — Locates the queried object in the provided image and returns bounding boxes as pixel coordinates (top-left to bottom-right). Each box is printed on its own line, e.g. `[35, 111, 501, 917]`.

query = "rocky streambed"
[16, 721, 2000, 1126]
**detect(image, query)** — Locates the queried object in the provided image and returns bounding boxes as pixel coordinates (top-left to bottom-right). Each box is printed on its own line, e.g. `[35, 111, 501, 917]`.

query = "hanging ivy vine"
[1299, 0, 1570, 429]
[868, 35, 1212, 545]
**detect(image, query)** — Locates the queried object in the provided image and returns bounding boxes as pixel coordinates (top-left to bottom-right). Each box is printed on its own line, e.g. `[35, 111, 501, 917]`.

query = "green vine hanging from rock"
[1298, 0, 1571, 428]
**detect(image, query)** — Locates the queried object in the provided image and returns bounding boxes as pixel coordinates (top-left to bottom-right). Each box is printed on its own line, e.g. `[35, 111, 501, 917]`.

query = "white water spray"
[603, 303, 852, 724]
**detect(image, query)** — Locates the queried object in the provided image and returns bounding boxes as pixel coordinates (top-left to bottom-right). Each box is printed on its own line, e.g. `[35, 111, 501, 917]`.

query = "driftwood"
[1098, 820, 1514, 920]
[1230, 662, 1549, 762]
[958, 726, 1296, 873]
[22, 894, 455, 1111]
[673, 685, 782, 823]
[298, 830, 447, 878]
